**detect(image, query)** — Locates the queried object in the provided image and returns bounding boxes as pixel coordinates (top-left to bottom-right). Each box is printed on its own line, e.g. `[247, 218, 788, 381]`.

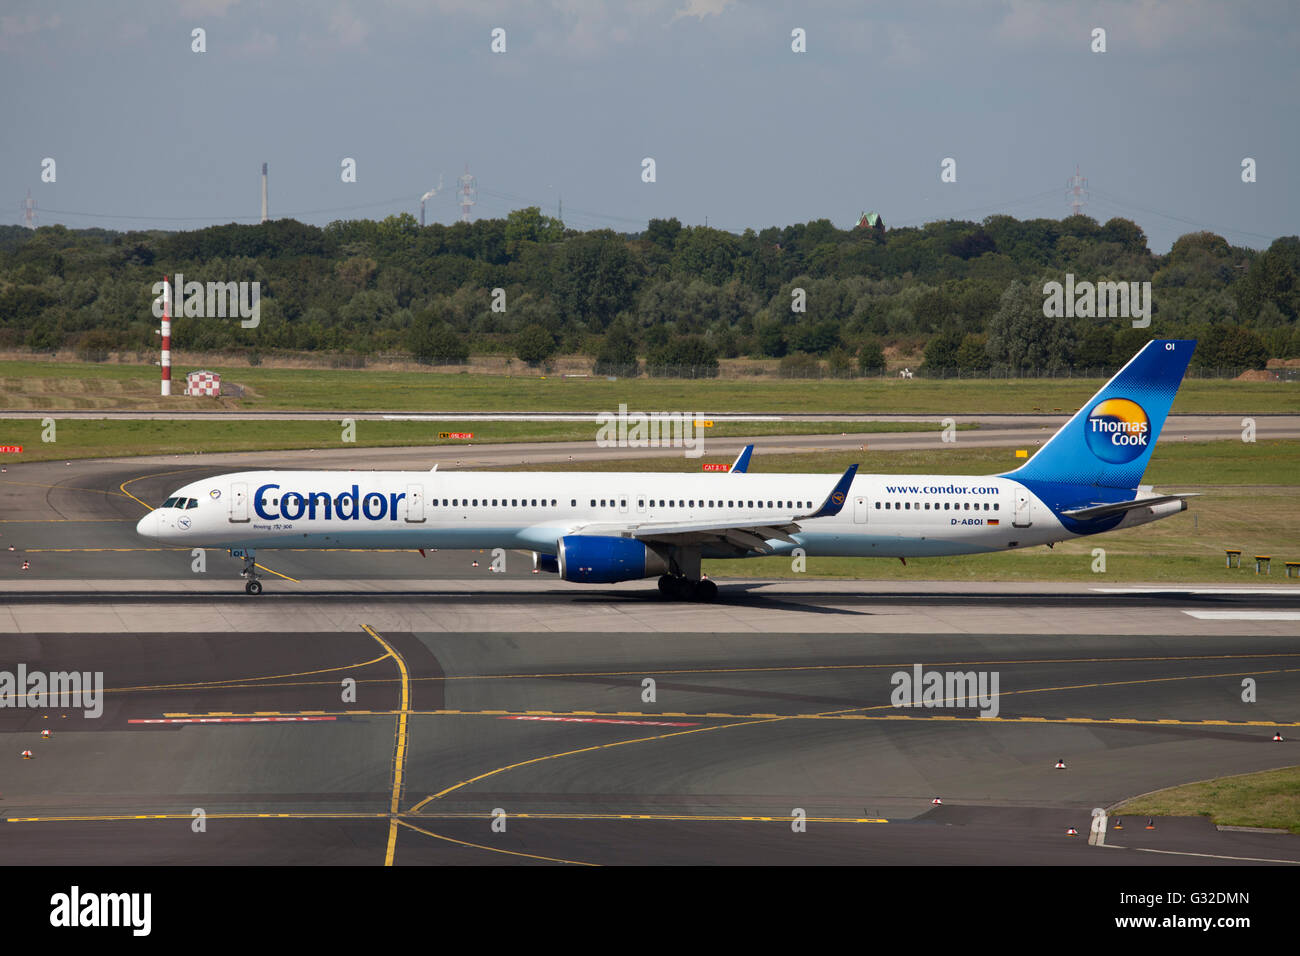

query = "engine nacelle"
[557, 535, 668, 584]
[533, 552, 559, 574]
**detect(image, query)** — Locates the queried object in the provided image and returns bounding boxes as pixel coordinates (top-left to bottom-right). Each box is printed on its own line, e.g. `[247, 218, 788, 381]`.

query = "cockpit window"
[162, 497, 179, 508]
[184, 498, 199, 509]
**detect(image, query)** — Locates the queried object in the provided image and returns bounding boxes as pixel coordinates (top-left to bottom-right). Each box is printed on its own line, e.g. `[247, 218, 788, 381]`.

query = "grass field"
[511, 440, 1300, 584]
[1112, 767, 1300, 834]
[0, 418, 967, 464]
[2, 359, 1296, 413]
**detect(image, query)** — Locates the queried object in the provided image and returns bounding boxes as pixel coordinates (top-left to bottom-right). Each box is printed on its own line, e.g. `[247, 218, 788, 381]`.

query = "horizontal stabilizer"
[1060, 493, 1199, 521]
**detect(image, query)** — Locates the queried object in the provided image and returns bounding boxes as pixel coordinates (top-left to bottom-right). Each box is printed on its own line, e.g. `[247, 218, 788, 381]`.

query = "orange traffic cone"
[1144, 818, 1156, 830]
[1113, 818, 1124, 830]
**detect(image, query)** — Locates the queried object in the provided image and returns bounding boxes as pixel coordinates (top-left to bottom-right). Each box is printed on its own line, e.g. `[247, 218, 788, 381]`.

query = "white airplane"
[137, 339, 1197, 600]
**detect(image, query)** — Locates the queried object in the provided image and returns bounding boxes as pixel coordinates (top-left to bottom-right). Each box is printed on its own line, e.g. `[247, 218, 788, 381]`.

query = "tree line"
[0, 208, 1296, 376]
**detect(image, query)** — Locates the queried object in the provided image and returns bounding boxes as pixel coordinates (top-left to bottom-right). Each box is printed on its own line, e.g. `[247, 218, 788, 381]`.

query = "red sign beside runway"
[0, 446, 22, 453]
[438, 432, 474, 439]
[702, 463, 730, 472]
[500, 716, 699, 727]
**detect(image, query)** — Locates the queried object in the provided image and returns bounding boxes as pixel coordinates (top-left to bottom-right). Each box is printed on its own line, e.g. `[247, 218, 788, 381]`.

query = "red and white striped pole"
[161, 274, 171, 396]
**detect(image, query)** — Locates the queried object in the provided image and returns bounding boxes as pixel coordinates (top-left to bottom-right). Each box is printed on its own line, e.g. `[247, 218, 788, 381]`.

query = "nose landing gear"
[232, 549, 263, 595]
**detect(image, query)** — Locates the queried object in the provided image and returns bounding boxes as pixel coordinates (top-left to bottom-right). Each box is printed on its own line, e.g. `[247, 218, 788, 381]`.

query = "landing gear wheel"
[694, 579, 718, 602]
[658, 575, 695, 600]
[245, 579, 263, 595]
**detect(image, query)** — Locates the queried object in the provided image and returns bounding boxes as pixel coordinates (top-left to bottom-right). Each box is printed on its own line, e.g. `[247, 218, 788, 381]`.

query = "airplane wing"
[567, 465, 858, 554]
[1060, 493, 1200, 521]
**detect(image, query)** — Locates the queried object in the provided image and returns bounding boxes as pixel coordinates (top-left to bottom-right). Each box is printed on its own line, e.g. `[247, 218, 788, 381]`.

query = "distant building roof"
[856, 211, 885, 231]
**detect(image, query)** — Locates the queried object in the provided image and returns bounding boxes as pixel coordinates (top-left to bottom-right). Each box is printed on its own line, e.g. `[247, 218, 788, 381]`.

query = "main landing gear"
[236, 550, 263, 595]
[658, 575, 718, 602]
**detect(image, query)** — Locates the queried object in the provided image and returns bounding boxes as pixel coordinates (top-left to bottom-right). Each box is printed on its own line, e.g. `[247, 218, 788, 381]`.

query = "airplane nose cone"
[136, 511, 159, 539]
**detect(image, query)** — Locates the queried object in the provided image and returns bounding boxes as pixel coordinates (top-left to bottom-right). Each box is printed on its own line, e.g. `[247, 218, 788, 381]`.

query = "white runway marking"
[1093, 588, 1300, 595]
[1182, 611, 1300, 621]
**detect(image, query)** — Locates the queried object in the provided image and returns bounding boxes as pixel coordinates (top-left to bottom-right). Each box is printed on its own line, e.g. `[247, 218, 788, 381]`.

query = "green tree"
[647, 335, 719, 378]
[857, 339, 886, 374]
[554, 231, 638, 332]
[409, 307, 468, 364]
[515, 325, 558, 365]
[505, 207, 564, 245]
[594, 318, 639, 375]
[985, 280, 1075, 370]
[922, 331, 963, 373]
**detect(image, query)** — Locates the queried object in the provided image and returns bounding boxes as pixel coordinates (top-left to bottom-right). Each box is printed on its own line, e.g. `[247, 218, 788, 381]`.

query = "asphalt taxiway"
[1, 445, 1297, 865]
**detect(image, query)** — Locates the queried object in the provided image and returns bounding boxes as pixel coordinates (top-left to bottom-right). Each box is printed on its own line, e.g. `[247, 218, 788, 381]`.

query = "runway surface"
[2, 444, 1297, 865]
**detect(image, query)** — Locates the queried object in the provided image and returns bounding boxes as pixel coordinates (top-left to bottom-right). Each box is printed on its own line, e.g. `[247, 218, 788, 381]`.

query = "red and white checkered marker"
[1066, 827, 1078, 835]
[931, 798, 942, 806]
[40, 729, 50, 739]
[1273, 732, 1284, 742]
[185, 369, 222, 397]
[1055, 758, 1066, 769]
[21, 750, 32, 759]
[471, 560, 479, 567]
[21, 560, 29, 570]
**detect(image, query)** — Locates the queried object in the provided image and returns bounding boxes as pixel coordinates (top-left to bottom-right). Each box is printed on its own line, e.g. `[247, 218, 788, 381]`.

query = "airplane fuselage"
[139, 469, 1182, 560]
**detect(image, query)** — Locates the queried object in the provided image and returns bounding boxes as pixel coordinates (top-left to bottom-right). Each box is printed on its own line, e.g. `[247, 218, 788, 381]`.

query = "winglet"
[801, 465, 858, 519]
[730, 444, 754, 474]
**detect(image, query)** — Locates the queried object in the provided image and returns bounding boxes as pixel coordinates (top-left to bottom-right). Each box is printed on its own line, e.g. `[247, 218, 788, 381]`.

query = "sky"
[2, 0, 1297, 252]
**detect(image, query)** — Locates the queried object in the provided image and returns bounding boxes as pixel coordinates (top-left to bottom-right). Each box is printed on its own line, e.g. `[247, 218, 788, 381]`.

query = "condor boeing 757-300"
[137, 339, 1197, 600]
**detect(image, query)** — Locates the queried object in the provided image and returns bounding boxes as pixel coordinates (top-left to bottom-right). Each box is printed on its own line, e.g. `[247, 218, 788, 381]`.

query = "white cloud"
[237, 28, 278, 56]
[670, 0, 736, 22]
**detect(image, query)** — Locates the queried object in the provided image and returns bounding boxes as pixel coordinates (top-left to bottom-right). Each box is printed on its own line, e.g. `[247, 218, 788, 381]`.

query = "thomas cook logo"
[1085, 398, 1150, 464]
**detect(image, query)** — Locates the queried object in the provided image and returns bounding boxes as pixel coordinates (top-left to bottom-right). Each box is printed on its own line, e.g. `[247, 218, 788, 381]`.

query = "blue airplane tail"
[1000, 340, 1195, 490]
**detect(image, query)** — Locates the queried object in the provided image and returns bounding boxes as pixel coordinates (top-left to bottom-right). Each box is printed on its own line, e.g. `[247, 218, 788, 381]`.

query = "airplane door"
[1013, 490, 1033, 528]
[406, 483, 425, 523]
[229, 481, 249, 522]
[853, 496, 868, 524]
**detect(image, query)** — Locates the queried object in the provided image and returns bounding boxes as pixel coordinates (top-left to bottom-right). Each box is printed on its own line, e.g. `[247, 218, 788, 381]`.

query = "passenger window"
[905, 502, 910, 510]
[590, 499, 596, 507]
[571, 499, 576, 507]
[492, 499, 498, 506]
[601, 499, 607, 507]
[875, 502, 881, 509]
[620, 500, 626, 508]
[994, 503, 999, 511]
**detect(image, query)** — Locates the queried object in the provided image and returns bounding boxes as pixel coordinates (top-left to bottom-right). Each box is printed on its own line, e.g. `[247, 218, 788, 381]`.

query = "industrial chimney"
[261, 162, 268, 223]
